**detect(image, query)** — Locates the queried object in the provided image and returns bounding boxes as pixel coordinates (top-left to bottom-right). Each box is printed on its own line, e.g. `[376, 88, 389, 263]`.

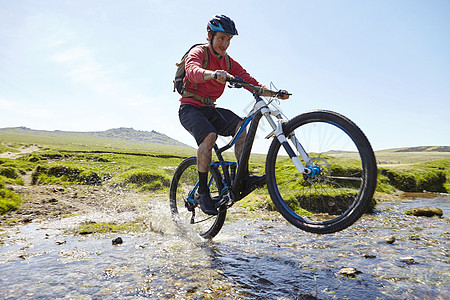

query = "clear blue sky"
[1, 0, 449, 152]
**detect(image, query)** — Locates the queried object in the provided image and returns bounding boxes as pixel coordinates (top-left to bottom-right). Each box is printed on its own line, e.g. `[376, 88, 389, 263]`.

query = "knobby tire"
[169, 156, 226, 239]
[266, 110, 377, 234]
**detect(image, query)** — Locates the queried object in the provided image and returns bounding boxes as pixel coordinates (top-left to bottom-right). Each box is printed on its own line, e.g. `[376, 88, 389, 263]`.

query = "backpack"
[173, 44, 231, 96]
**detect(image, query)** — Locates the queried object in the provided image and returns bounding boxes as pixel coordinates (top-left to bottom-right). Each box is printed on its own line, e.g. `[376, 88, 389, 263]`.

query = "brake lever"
[276, 90, 292, 97]
[228, 82, 244, 89]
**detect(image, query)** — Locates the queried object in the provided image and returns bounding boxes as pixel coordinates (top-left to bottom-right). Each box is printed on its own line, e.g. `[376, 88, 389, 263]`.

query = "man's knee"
[201, 132, 217, 149]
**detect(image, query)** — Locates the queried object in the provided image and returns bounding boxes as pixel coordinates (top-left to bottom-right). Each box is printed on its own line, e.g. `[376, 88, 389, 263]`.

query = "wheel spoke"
[266, 111, 377, 234]
[169, 157, 226, 239]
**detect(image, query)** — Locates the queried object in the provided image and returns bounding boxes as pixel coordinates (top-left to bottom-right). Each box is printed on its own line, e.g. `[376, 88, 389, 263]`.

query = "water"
[379, 193, 450, 217]
[0, 195, 449, 299]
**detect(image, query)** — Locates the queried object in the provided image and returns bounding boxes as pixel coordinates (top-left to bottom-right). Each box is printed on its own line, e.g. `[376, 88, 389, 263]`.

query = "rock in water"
[405, 206, 443, 217]
[399, 256, 415, 264]
[112, 237, 123, 245]
[385, 236, 396, 244]
[338, 267, 362, 278]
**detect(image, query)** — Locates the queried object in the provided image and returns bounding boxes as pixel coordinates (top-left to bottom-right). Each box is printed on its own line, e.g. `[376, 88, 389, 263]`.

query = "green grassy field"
[1, 129, 449, 214]
[0, 132, 194, 156]
[376, 149, 450, 165]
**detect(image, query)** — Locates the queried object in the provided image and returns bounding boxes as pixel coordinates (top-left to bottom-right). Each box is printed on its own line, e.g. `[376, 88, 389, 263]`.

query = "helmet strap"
[209, 31, 223, 59]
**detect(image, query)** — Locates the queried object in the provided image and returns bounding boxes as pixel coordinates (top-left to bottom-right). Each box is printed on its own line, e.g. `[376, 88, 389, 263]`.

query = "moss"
[0, 158, 35, 173]
[0, 188, 22, 214]
[379, 168, 447, 193]
[31, 165, 103, 186]
[69, 219, 151, 235]
[79, 170, 102, 185]
[0, 166, 20, 179]
[237, 194, 274, 211]
[119, 168, 171, 191]
[376, 174, 396, 194]
[416, 172, 446, 192]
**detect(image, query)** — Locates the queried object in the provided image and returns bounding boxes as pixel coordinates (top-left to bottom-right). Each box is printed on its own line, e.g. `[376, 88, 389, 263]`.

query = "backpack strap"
[181, 90, 216, 105]
[191, 45, 210, 92]
[201, 45, 209, 69]
[182, 46, 230, 105]
[225, 53, 231, 72]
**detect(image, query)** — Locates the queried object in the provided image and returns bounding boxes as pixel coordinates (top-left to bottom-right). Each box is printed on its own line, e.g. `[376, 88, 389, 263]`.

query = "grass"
[378, 159, 449, 193]
[0, 130, 449, 217]
[0, 129, 195, 156]
[69, 220, 147, 235]
[0, 142, 21, 154]
[117, 167, 172, 191]
[375, 149, 450, 165]
[0, 176, 22, 214]
[67, 216, 163, 235]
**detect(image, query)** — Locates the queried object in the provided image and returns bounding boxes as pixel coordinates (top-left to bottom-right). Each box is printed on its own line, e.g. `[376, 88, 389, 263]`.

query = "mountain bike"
[169, 77, 377, 239]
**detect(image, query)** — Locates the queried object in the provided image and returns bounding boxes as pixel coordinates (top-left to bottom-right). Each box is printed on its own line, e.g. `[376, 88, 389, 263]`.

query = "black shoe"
[243, 174, 266, 191]
[196, 192, 218, 215]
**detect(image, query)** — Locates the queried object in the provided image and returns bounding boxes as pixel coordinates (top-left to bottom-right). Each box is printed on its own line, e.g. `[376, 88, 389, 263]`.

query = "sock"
[198, 171, 208, 193]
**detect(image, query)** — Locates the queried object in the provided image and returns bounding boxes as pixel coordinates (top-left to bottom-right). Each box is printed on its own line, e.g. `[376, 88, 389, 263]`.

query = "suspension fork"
[262, 108, 313, 175]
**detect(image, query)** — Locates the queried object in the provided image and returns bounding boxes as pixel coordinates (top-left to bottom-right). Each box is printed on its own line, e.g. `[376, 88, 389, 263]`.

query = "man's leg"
[197, 132, 217, 173]
[197, 132, 219, 215]
[178, 105, 219, 215]
[234, 120, 245, 162]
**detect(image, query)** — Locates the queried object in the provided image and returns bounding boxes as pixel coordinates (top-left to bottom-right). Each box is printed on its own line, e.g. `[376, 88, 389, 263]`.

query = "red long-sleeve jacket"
[179, 45, 262, 107]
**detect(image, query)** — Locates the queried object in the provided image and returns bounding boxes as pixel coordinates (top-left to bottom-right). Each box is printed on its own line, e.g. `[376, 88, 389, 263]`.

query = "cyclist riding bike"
[178, 14, 289, 215]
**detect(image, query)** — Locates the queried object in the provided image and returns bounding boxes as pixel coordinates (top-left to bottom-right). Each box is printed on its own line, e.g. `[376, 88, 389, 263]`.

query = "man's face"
[210, 32, 232, 56]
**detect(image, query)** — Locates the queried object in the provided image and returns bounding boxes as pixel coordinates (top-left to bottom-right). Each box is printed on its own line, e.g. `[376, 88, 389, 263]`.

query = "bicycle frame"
[212, 100, 262, 202]
[210, 87, 315, 206]
[171, 76, 377, 237]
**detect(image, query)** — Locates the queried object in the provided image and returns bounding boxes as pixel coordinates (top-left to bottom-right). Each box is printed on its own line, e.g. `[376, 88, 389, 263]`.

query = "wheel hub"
[303, 157, 331, 185]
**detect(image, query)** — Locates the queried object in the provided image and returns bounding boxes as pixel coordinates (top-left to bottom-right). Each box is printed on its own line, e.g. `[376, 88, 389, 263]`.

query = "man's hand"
[203, 70, 232, 84]
[277, 90, 290, 100]
[262, 88, 291, 99]
[212, 70, 232, 84]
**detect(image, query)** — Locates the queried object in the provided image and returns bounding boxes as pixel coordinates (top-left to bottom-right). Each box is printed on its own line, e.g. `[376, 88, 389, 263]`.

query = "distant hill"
[0, 127, 192, 149]
[89, 127, 190, 147]
[394, 146, 450, 153]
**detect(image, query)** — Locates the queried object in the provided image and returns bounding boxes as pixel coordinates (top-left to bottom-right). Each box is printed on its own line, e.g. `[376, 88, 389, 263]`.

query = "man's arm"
[185, 47, 208, 83]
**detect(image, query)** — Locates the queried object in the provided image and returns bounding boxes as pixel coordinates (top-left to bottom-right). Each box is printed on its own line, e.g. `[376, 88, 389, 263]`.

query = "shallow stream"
[1, 195, 449, 299]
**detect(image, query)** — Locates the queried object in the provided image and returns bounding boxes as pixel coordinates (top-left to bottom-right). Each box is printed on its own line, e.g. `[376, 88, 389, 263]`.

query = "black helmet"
[207, 14, 238, 36]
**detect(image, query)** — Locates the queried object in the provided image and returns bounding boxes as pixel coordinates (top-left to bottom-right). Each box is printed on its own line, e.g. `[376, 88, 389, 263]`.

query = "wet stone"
[405, 206, 443, 217]
[385, 236, 396, 244]
[112, 237, 123, 245]
[338, 267, 362, 278]
[400, 256, 416, 264]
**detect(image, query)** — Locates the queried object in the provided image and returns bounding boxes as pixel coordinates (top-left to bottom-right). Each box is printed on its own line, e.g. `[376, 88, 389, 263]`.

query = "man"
[178, 14, 289, 215]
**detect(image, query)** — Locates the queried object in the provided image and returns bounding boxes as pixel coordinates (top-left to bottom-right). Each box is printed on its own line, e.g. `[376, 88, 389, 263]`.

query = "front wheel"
[169, 156, 226, 239]
[266, 111, 377, 234]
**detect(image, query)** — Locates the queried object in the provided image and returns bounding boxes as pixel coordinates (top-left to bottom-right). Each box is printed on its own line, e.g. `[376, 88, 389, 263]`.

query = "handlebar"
[212, 73, 291, 98]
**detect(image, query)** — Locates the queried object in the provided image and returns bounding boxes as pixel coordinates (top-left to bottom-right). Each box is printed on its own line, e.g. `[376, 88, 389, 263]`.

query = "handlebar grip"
[278, 90, 292, 96]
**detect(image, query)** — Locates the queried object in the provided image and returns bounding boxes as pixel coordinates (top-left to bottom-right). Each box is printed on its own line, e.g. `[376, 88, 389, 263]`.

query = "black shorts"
[179, 104, 242, 146]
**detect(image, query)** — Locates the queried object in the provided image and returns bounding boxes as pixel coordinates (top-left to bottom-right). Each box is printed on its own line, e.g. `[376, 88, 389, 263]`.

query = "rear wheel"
[266, 111, 377, 234]
[169, 156, 226, 239]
